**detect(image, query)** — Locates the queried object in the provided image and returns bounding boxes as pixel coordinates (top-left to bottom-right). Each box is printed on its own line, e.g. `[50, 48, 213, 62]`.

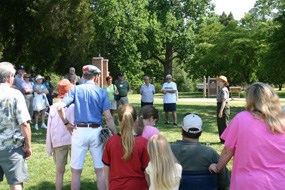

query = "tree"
[190, 20, 260, 84]
[0, 0, 95, 74]
[259, 13, 285, 90]
[146, 0, 215, 77]
[91, 0, 149, 88]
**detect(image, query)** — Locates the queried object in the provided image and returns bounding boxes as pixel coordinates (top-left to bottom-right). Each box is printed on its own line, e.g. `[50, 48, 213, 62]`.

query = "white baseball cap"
[182, 114, 203, 134]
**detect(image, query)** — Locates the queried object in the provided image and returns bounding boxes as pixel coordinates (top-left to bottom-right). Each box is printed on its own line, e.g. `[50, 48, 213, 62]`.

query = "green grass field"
[1, 93, 285, 190]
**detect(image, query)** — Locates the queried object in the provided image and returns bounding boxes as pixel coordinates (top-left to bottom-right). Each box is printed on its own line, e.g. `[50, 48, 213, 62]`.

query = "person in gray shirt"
[13, 65, 25, 91]
[171, 113, 230, 190]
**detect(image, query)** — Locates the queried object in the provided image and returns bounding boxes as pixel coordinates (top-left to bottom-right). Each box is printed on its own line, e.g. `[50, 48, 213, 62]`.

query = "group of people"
[1, 61, 285, 190]
[12, 65, 54, 130]
[103, 72, 178, 126]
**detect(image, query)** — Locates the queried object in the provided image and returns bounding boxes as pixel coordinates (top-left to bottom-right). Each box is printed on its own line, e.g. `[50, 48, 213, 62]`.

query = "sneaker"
[173, 122, 178, 126]
[164, 121, 170, 125]
[34, 124, 39, 131]
[41, 123, 47, 129]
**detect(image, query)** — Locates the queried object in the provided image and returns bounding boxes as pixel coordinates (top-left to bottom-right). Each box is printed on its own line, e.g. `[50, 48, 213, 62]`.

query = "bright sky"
[212, 0, 257, 20]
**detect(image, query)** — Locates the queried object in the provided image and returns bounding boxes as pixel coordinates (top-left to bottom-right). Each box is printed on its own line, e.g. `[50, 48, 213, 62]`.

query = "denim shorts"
[0, 147, 29, 185]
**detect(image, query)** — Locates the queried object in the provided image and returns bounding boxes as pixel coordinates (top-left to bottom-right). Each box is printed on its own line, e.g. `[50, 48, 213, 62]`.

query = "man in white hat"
[57, 65, 117, 190]
[171, 113, 229, 189]
[161, 74, 178, 126]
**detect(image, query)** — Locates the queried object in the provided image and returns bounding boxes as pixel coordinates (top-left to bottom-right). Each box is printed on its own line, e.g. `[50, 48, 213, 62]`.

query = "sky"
[211, 0, 257, 20]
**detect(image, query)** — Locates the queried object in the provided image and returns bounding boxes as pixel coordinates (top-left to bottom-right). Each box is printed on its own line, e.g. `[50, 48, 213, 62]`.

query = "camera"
[13, 132, 25, 143]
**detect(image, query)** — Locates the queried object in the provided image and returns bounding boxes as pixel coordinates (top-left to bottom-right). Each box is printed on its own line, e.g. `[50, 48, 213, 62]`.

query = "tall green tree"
[146, 0, 215, 77]
[92, 0, 149, 87]
[0, 0, 95, 74]
[191, 20, 260, 84]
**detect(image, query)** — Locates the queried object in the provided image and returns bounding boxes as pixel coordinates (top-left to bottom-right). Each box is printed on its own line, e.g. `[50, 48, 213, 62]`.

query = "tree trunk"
[163, 42, 173, 77]
[278, 84, 282, 91]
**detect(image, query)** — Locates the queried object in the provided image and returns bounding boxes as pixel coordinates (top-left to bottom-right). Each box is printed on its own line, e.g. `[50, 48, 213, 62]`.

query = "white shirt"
[146, 162, 182, 190]
[140, 83, 155, 103]
[161, 81, 177, 103]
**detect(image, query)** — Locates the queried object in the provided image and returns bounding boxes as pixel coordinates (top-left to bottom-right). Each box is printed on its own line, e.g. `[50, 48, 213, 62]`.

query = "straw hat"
[216, 75, 229, 86]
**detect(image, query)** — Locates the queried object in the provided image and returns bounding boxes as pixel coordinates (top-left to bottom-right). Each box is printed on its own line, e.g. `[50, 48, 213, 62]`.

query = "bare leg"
[71, 168, 82, 190]
[165, 111, 169, 123]
[10, 184, 23, 190]
[34, 111, 39, 124]
[41, 109, 46, 124]
[172, 111, 177, 123]
[95, 168, 106, 190]
[110, 110, 115, 120]
[56, 166, 65, 190]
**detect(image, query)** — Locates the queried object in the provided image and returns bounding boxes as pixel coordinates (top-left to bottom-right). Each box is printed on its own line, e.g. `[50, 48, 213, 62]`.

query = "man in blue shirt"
[57, 65, 117, 190]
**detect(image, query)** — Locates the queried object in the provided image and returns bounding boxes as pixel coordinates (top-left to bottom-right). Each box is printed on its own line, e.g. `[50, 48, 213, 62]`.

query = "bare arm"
[21, 121, 32, 160]
[145, 172, 150, 187]
[43, 88, 49, 94]
[103, 110, 117, 134]
[209, 146, 234, 173]
[104, 166, 110, 190]
[57, 102, 74, 134]
[33, 86, 41, 94]
[162, 89, 177, 94]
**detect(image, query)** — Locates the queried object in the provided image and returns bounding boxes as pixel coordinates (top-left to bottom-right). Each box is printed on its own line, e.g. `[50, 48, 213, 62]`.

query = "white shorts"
[70, 126, 103, 169]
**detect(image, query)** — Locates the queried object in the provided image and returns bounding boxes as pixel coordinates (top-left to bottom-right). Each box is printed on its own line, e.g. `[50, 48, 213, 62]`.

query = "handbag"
[100, 126, 113, 144]
[113, 85, 120, 101]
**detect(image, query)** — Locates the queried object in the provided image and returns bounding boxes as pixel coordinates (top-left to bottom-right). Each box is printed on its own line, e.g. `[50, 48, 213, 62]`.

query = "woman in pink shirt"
[209, 82, 285, 190]
[136, 105, 159, 140]
[46, 79, 74, 190]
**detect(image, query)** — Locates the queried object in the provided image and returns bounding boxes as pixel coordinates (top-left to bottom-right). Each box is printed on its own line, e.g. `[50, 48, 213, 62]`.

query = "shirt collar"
[84, 80, 95, 84]
[0, 83, 11, 88]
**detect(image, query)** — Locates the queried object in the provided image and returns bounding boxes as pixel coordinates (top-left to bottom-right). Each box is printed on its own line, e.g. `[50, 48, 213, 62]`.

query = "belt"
[24, 92, 33, 95]
[76, 123, 100, 128]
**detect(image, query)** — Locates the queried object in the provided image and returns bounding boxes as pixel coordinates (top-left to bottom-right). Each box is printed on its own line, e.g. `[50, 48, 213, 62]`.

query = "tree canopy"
[1, 0, 284, 90]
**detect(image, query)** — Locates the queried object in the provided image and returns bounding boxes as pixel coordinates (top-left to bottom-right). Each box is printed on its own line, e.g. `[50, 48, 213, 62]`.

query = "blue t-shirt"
[62, 80, 110, 125]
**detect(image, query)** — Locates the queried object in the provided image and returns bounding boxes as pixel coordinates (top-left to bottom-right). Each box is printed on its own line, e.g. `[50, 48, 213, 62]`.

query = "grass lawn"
[1, 93, 284, 189]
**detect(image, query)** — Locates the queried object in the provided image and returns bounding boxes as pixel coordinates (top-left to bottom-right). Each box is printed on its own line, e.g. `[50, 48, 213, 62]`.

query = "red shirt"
[102, 134, 149, 190]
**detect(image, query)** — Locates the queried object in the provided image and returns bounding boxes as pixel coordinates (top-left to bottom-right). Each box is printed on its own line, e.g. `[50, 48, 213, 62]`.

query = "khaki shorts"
[53, 145, 71, 168]
[110, 100, 117, 110]
[0, 147, 29, 185]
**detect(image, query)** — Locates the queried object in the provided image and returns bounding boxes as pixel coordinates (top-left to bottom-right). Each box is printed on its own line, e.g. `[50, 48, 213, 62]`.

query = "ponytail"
[135, 105, 159, 136]
[118, 104, 137, 160]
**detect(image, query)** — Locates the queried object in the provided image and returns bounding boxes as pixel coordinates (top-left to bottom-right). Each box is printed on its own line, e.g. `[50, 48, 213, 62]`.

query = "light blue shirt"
[62, 80, 110, 125]
[140, 83, 155, 103]
[13, 74, 24, 91]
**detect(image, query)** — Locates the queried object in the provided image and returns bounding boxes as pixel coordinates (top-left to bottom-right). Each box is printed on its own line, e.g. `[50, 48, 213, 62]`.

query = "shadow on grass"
[27, 181, 97, 190]
[30, 128, 47, 144]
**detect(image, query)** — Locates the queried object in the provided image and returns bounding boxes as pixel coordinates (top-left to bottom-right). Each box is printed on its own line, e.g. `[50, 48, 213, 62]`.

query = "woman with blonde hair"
[102, 104, 149, 190]
[209, 82, 285, 190]
[146, 134, 182, 190]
